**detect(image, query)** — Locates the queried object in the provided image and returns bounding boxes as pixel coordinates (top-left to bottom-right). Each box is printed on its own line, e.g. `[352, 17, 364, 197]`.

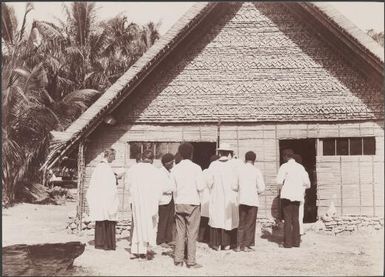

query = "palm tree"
[1, 3, 100, 206]
[367, 29, 384, 47]
[2, 2, 161, 206]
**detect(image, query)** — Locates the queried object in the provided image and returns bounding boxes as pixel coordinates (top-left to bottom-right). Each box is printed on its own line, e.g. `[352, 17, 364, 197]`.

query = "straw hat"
[217, 142, 233, 152]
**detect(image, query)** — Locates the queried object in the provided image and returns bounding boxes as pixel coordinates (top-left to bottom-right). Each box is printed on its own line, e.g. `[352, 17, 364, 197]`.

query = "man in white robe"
[206, 143, 239, 251]
[198, 154, 219, 243]
[86, 148, 120, 250]
[126, 150, 172, 259]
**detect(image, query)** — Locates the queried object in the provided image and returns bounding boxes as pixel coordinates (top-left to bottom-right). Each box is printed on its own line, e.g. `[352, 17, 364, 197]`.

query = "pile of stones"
[313, 214, 383, 235]
[66, 213, 132, 237]
[257, 216, 277, 229]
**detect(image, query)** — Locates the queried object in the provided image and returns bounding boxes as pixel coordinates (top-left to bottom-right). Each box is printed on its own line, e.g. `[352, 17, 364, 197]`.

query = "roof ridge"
[308, 2, 384, 64]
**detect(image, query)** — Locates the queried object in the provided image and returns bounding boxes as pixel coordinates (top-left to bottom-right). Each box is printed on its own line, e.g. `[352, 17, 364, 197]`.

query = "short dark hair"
[293, 153, 303, 164]
[142, 149, 154, 161]
[210, 154, 220, 163]
[104, 148, 116, 158]
[161, 153, 174, 165]
[178, 143, 194, 159]
[245, 151, 256, 162]
[174, 152, 182, 164]
[282, 148, 294, 159]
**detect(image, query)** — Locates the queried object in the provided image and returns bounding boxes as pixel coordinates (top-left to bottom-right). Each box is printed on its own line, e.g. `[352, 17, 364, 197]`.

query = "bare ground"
[2, 202, 384, 276]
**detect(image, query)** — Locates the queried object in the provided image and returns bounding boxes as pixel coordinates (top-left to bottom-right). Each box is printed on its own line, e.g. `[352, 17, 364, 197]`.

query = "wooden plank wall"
[316, 121, 384, 217]
[80, 120, 384, 220]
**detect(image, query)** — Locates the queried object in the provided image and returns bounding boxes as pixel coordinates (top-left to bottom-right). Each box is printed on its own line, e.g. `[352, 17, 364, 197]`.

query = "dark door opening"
[191, 142, 217, 170]
[279, 139, 317, 223]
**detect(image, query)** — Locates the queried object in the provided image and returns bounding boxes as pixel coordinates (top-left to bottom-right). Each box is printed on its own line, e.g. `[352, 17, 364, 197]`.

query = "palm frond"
[1, 3, 18, 44]
[33, 20, 64, 41]
[18, 2, 34, 42]
[61, 88, 100, 105]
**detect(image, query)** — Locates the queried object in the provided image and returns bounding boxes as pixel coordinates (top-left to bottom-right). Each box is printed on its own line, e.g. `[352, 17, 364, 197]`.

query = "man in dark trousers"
[232, 151, 265, 252]
[156, 153, 176, 247]
[171, 143, 205, 268]
[276, 149, 310, 248]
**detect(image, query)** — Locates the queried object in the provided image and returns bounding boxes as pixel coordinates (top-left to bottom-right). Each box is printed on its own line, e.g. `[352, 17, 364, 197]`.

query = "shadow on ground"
[260, 226, 284, 246]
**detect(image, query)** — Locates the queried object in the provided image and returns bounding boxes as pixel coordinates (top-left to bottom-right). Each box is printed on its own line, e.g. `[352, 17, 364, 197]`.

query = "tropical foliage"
[367, 29, 384, 47]
[1, 2, 160, 206]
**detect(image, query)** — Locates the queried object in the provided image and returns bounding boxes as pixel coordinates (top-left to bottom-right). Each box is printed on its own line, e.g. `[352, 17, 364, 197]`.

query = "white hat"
[217, 142, 233, 152]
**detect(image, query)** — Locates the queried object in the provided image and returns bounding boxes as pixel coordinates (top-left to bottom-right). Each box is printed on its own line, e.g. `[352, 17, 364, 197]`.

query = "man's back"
[237, 163, 265, 207]
[171, 159, 204, 205]
[127, 163, 162, 216]
[277, 159, 310, 201]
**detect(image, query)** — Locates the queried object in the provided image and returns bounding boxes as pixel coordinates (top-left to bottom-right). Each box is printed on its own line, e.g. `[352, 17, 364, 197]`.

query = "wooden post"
[339, 156, 343, 215]
[77, 141, 85, 232]
[216, 119, 221, 154]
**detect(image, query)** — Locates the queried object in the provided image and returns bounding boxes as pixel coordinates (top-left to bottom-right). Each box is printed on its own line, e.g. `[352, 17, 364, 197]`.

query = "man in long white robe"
[126, 150, 172, 259]
[198, 154, 219, 243]
[86, 148, 120, 250]
[206, 143, 239, 250]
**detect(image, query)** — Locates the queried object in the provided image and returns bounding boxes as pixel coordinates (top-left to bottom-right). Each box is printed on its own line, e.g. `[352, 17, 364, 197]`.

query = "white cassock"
[207, 158, 239, 230]
[86, 160, 119, 221]
[126, 163, 164, 254]
[200, 169, 211, 218]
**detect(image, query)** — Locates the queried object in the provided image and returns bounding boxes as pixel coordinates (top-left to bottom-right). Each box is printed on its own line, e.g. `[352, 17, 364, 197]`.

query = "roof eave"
[302, 2, 384, 74]
[42, 2, 217, 170]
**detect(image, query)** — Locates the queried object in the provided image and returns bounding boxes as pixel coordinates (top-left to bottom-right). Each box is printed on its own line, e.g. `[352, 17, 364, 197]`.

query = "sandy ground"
[2, 202, 384, 276]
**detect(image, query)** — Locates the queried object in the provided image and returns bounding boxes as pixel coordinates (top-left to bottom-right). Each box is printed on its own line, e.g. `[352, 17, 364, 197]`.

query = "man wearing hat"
[156, 153, 176, 247]
[206, 143, 239, 251]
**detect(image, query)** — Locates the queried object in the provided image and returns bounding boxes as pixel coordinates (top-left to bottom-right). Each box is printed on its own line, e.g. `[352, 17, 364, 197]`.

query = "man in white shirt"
[171, 143, 205, 268]
[156, 153, 175, 247]
[232, 151, 265, 252]
[293, 154, 309, 236]
[276, 149, 310, 248]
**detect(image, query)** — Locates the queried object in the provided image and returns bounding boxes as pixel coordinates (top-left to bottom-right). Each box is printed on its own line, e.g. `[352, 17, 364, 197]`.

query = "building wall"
[81, 121, 384, 220]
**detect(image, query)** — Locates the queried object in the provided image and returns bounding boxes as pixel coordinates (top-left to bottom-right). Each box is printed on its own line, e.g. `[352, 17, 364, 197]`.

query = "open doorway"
[279, 139, 317, 222]
[191, 142, 217, 170]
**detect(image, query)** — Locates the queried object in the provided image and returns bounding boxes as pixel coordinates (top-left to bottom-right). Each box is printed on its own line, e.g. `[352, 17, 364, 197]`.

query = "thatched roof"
[43, 2, 384, 170]
[301, 2, 383, 67]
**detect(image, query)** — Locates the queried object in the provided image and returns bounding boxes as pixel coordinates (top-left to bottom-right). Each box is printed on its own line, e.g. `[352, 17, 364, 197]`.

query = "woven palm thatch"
[42, 2, 384, 170]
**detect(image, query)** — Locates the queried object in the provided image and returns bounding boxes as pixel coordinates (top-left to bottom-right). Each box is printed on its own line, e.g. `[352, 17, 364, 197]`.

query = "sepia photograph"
[2, 1, 384, 276]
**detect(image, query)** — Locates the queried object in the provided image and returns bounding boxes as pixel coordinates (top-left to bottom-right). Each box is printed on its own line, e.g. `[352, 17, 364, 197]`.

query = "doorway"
[279, 139, 317, 222]
[191, 142, 217, 170]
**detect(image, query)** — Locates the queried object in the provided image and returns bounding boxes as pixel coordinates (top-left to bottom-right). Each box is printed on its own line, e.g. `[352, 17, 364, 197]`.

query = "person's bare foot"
[233, 246, 241, 252]
[186, 263, 203, 269]
[146, 249, 155, 260]
[129, 253, 140, 259]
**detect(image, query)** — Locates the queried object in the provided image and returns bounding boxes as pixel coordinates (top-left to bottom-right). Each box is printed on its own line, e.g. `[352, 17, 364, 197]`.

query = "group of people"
[86, 142, 310, 268]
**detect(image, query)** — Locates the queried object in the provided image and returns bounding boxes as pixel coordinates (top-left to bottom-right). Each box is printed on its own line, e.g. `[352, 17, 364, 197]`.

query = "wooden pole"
[216, 119, 221, 154]
[77, 141, 85, 232]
